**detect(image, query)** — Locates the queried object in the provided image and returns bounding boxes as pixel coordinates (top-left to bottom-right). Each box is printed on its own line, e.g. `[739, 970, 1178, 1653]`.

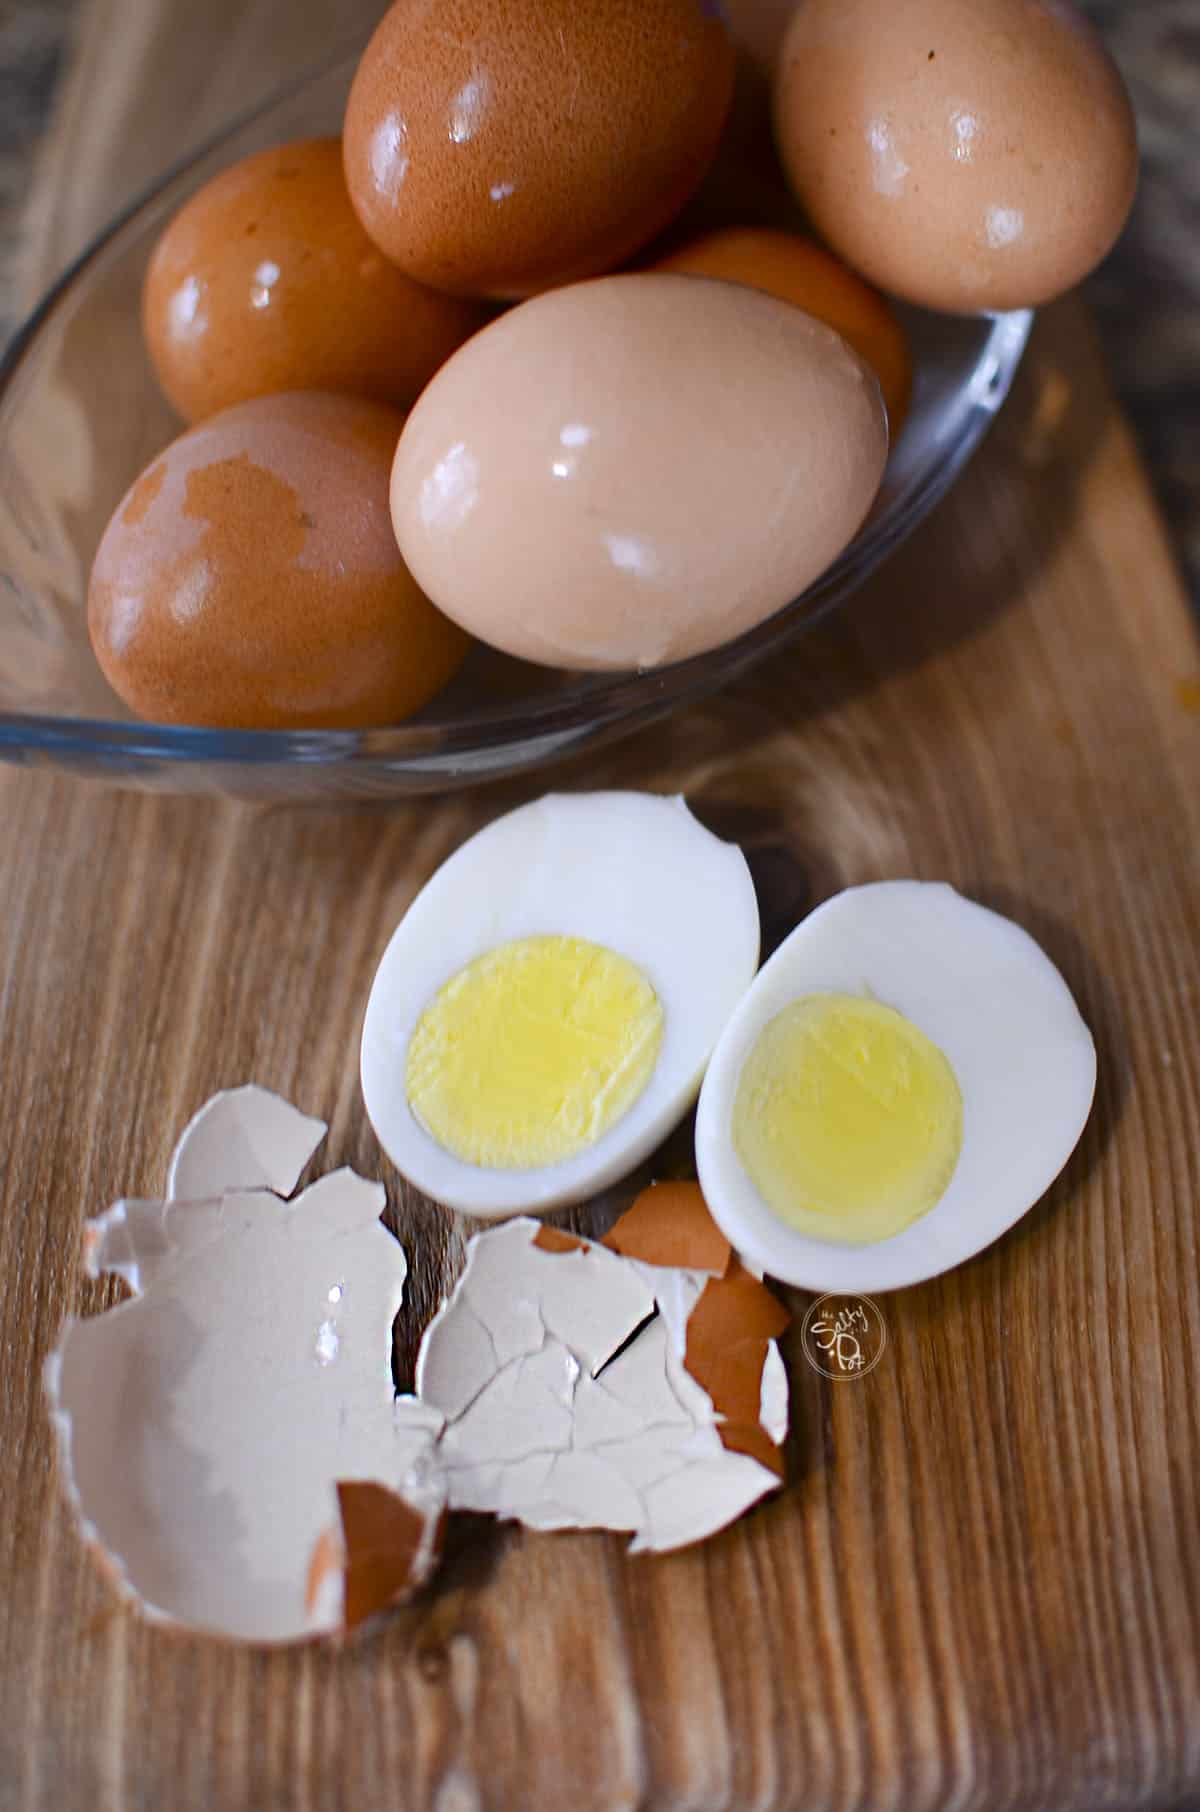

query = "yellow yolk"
[405, 935, 664, 1169]
[732, 992, 963, 1244]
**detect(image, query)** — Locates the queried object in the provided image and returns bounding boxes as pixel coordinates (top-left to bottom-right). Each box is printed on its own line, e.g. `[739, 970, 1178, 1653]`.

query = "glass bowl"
[0, 52, 1032, 799]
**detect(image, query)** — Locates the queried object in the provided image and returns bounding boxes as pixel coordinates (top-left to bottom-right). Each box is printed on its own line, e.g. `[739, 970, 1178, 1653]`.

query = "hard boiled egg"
[390, 273, 888, 671]
[87, 391, 469, 729]
[772, 0, 1138, 315]
[695, 882, 1096, 1291]
[361, 792, 760, 1216]
[142, 139, 487, 425]
[342, 0, 735, 298]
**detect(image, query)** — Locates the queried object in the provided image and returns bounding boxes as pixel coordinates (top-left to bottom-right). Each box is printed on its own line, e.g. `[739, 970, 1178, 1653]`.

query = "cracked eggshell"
[361, 792, 760, 1217]
[684, 1260, 791, 1477]
[414, 1217, 787, 1552]
[167, 1083, 327, 1201]
[306, 1398, 448, 1632]
[602, 1180, 733, 1358]
[417, 1217, 656, 1417]
[47, 1098, 433, 1645]
[603, 1180, 732, 1277]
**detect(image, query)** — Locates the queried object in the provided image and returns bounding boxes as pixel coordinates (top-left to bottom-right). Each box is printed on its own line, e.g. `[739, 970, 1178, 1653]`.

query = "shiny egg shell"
[142, 138, 488, 423]
[654, 227, 913, 435]
[342, 0, 735, 298]
[773, 0, 1138, 314]
[389, 273, 888, 671]
[87, 391, 470, 729]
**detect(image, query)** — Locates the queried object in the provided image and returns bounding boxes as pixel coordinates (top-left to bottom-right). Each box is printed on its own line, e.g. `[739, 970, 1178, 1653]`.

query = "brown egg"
[88, 392, 470, 729]
[773, 0, 1138, 314]
[142, 138, 487, 423]
[390, 274, 887, 670]
[342, 0, 736, 299]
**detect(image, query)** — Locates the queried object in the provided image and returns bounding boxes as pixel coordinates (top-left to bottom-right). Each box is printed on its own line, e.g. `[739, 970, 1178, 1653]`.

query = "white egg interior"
[361, 792, 760, 1216]
[695, 882, 1097, 1291]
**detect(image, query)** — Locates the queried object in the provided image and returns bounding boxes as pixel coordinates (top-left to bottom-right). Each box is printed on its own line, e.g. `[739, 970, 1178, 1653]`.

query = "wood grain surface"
[3, 3, 1200, 1809]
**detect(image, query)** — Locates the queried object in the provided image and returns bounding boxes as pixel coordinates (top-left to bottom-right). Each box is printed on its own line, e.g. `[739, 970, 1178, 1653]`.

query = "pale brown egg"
[342, 0, 736, 299]
[88, 392, 470, 729]
[142, 139, 487, 423]
[389, 274, 887, 671]
[773, 0, 1138, 314]
[653, 227, 913, 435]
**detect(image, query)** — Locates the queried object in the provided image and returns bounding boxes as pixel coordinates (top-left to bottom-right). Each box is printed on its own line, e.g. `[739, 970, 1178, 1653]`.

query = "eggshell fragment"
[335, 1480, 446, 1630]
[416, 1218, 657, 1418]
[602, 1181, 733, 1362]
[167, 1083, 326, 1201]
[306, 1400, 449, 1632]
[603, 1181, 733, 1277]
[414, 1218, 788, 1552]
[685, 1260, 791, 1477]
[46, 1092, 438, 1644]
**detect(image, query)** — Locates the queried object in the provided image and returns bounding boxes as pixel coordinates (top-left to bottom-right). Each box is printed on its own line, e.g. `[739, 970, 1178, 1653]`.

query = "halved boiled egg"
[361, 792, 760, 1216]
[695, 882, 1096, 1292]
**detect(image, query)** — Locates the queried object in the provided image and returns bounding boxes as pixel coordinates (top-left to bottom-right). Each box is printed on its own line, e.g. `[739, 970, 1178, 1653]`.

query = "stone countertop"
[0, 1, 1197, 600]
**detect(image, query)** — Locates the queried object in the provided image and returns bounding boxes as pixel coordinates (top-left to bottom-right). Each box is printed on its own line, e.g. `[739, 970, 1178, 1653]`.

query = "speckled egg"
[142, 139, 488, 423]
[342, 0, 736, 298]
[773, 0, 1138, 314]
[389, 274, 888, 670]
[88, 392, 470, 729]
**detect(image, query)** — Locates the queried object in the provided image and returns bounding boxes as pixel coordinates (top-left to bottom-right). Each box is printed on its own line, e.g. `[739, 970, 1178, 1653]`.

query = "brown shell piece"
[337, 1483, 446, 1630]
[684, 1258, 790, 1476]
[342, 0, 736, 297]
[87, 391, 470, 729]
[603, 1181, 733, 1276]
[716, 1420, 786, 1478]
[532, 1226, 589, 1255]
[143, 138, 487, 423]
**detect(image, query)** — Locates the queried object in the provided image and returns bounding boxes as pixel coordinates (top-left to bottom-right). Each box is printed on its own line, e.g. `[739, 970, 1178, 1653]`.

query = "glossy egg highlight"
[342, 0, 736, 297]
[773, 0, 1138, 314]
[390, 274, 888, 671]
[87, 391, 470, 729]
[143, 138, 487, 423]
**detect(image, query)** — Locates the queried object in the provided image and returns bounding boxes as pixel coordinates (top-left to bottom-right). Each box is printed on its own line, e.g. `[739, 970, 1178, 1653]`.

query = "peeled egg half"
[361, 793, 760, 1216]
[696, 882, 1096, 1291]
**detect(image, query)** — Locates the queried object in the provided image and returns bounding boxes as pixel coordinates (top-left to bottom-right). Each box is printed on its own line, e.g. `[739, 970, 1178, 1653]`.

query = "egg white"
[361, 791, 760, 1217]
[695, 881, 1097, 1292]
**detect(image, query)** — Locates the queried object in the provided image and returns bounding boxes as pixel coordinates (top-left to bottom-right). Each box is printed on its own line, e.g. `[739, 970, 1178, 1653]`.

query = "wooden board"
[3, 3, 1200, 1808]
